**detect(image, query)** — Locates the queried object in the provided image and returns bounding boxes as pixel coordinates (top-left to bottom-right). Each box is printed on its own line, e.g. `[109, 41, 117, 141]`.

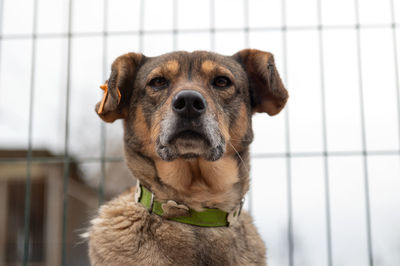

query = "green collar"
[135, 183, 243, 227]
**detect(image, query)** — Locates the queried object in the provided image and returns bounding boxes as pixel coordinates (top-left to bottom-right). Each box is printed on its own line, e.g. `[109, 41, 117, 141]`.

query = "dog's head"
[96, 49, 288, 165]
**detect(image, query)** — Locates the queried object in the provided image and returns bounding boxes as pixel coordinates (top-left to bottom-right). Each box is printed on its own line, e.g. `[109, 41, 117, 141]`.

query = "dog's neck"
[155, 156, 239, 195]
[125, 149, 250, 213]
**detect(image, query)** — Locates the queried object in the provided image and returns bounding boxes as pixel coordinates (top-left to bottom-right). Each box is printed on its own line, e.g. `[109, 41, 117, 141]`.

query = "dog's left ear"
[233, 49, 288, 116]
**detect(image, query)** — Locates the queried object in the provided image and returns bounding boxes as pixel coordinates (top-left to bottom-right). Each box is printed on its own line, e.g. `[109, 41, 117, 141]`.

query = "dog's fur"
[87, 49, 288, 265]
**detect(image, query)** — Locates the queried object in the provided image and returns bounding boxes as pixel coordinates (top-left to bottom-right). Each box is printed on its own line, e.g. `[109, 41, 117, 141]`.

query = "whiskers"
[227, 140, 249, 173]
[227, 137, 253, 142]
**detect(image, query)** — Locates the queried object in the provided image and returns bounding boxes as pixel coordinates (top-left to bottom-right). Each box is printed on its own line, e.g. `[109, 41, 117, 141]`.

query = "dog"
[87, 49, 288, 265]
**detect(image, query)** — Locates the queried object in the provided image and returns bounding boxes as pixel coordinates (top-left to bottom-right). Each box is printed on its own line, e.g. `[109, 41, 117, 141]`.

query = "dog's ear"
[233, 49, 288, 116]
[96, 52, 144, 122]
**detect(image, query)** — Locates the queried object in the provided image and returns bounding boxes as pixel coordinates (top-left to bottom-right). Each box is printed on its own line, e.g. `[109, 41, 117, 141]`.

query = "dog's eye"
[213, 76, 231, 89]
[149, 77, 169, 90]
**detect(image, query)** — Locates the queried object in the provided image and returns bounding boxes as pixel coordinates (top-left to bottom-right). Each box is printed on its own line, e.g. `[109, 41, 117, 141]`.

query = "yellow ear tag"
[98, 83, 108, 114]
[97, 83, 122, 115]
[116, 87, 121, 104]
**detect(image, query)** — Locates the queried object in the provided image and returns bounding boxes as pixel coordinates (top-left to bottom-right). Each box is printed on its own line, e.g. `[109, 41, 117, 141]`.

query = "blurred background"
[0, 0, 399, 265]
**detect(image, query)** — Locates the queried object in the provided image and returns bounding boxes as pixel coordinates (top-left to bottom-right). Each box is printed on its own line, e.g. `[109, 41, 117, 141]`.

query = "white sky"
[1, 0, 400, 265]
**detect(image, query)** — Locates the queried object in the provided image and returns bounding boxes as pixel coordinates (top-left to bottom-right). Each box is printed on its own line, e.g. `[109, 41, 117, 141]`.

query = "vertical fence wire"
[0, 4, 4, 263]
[243, 0, 249, 47]
[209, 0, 215, 51]
[243, 0, 252, 216]
[389, 0, 400, 150]
[172, 0, 178, 51]
[0, 0, 3, 80]
[61, 0, 73, 264]
[316, 1, 333, 266]
[22, 0, 38, 264]
[281, 0, 294, 265]
[354, 0, 374, 265]
[99, 0, 108, 206]
[138, 0, 144, 53]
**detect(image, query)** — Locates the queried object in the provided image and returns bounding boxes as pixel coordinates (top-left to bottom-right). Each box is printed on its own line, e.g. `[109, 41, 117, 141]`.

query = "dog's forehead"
[140, 51, 243, 76]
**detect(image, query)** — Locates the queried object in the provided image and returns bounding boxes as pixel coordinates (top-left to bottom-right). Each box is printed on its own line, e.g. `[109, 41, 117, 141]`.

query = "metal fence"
[0, 0, 399, 265]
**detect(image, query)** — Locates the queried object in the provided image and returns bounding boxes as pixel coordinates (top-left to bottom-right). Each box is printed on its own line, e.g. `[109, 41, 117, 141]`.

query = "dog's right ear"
[95, 52, 144, 122]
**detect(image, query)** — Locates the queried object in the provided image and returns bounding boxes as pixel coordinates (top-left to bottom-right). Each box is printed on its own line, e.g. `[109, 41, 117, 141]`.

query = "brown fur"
[87, 49, 288, 265]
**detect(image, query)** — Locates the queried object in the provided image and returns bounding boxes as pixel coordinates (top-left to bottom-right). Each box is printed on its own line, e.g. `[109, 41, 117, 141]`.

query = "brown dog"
[87, 49, 288, 265]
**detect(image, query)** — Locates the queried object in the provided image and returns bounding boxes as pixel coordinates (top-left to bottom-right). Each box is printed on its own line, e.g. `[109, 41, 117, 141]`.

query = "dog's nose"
[172, 90, 206, 118]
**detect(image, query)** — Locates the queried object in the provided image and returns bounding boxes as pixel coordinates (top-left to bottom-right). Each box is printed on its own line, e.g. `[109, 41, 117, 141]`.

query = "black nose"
[172, 90, 207, 118]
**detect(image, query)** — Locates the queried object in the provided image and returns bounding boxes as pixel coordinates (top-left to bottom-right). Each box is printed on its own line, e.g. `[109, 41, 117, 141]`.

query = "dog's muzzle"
[156, 90, 225, 161]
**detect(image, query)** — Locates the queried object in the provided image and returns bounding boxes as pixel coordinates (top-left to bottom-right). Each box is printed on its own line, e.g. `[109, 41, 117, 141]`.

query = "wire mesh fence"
[0, 0, 399, 265]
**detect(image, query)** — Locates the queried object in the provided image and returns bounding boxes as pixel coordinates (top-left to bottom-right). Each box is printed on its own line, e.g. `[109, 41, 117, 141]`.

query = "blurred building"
[0, 150, 97, 266]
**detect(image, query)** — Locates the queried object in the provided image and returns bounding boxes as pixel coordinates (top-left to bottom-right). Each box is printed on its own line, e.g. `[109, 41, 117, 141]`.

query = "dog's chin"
[156, 136, 225, 162]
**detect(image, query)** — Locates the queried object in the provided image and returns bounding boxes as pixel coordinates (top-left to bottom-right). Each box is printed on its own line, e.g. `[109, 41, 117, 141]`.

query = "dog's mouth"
[169, 130, 210, 145]
[167, 129, 210, 159]
[156, 116, 225, 162]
